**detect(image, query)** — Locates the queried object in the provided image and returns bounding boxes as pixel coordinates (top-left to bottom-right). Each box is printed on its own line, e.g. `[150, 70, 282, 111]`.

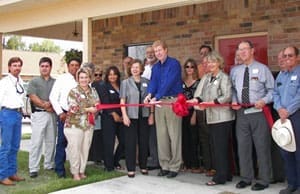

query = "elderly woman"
[190, 51, 235, 185]
[64, 67, 99, 180]
[120, 59, 151, 177]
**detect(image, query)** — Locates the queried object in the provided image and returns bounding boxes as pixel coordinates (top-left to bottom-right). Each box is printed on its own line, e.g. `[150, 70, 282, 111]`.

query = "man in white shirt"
[142, 46, 160, 170]
[0, 57, 26, 186]
[142, 46, 157, 80]
[49, 58, 81, 178]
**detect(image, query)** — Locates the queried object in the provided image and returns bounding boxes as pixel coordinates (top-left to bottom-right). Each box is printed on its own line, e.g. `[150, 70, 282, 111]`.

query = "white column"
[82, 18, 92, 63]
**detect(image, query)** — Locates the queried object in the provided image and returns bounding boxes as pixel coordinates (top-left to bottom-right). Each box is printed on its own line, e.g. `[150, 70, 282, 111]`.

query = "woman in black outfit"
[181, 58, 200, 172]
[97, 66, 125, 171]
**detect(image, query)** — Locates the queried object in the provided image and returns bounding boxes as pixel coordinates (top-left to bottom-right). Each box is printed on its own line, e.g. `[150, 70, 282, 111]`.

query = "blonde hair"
[206, 51, 225, 69]
[152, 40, 168, 49]
[76, 67, 92, 81]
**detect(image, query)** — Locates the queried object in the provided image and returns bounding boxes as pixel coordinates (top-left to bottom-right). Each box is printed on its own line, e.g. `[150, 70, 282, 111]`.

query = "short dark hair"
[39, 57, 52, 67]
[199, 45, 212, 52]
[8, 57, 23, 66]
[128, 59, 144, 76]
[104, 65, 121, 86]
[238, 40, 254, 49]
[67, 57, 82, 66]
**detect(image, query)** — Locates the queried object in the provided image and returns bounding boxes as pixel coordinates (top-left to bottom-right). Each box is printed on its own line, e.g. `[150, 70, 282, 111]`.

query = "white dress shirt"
[0, 74, 24, 109]
[49, 72, 77, 115]
[141, 64, 153, 80]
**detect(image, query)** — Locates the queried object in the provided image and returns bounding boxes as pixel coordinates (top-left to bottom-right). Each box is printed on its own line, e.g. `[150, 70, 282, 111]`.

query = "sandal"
[140, 169, 148, 175]
[205, 169, 216, 177]
[206, 180, 224, 186]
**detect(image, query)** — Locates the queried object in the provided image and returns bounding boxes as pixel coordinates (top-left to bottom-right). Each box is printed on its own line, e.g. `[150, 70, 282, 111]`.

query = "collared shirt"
[230, 60, 274, 104]
[273, 65, 300, 115]
[27, 76, 56, 109]
[49, 72, 77, 115]
[65, 85, 99, 130]
[141, 64, 153, 80]
[147, 56, 182, 100]
[0, 73, 24, 109]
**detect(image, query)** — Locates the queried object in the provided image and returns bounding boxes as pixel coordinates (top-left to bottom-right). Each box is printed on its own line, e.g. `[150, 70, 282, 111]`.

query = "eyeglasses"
[94, 73, 102, 77]
[283, 54, 295, 58]
[185, 65, 195, 69]
[15, 82, 24, 94]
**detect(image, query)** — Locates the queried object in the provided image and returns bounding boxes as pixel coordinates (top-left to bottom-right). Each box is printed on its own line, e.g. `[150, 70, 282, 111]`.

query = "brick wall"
[92, 0, 300, 72]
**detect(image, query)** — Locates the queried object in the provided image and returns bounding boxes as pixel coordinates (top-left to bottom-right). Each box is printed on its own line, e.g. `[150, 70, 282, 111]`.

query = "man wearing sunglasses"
[0, 57, 25, 186]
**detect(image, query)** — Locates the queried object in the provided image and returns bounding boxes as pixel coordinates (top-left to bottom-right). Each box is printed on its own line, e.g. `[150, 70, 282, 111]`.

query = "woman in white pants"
[64, 67, 99, 180]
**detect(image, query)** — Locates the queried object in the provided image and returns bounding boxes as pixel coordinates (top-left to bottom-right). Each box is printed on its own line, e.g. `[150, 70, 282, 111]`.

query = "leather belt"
[161, 95, 176, 100]
[35, 109, 46, 112]
[2, 107, 22, 113]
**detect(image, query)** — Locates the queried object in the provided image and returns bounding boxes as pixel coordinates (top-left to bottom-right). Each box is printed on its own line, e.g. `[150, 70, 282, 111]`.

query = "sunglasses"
[283, 54, 295, 58]
[94, 73, 102, 77]
[185, 65, 195, 69]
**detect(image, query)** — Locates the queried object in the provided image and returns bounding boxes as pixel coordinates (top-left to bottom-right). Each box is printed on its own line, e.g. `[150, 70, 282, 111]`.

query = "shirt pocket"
[288, 81, 298, 97]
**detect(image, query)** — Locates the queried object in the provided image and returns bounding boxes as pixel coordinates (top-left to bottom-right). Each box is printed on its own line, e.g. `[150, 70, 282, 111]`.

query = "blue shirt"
[273, 65, 300, 115]
[230, 60, 274, 104]
[147, 56, 182, 100]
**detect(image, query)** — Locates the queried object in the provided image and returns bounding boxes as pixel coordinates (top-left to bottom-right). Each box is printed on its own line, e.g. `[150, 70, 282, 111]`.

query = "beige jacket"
[193, 71, 235, 124]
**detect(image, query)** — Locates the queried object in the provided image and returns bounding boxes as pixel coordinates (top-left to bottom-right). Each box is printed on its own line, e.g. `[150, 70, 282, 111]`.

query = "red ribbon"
[95, 94, 274, 123]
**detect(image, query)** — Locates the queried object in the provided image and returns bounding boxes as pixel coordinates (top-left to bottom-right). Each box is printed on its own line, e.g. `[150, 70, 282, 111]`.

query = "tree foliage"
[64, 49, 82, 64]
[29, 40, 62, 53]
[5, 35, 26, 50]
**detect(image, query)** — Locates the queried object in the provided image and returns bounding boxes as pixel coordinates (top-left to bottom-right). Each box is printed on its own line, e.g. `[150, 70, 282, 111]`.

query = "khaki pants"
[155, 98, 182, 172]
[64, 126, 93, 175]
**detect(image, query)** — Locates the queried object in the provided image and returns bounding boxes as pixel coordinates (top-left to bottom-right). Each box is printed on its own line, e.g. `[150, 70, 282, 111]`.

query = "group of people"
[0, 39, 299, 194]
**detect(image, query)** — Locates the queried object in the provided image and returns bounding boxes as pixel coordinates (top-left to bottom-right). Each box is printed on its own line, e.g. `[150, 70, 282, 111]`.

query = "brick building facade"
[91, 0, 300, 71]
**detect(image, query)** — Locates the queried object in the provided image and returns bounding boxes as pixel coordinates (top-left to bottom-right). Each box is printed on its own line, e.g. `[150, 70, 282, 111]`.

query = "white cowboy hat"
[272, 119, 296, 152]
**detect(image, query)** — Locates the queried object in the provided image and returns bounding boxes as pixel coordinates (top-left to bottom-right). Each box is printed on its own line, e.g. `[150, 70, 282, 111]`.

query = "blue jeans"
[280, 110, 300, 190]
[0, 109, 22, 180]
[54, 118, 67, 176]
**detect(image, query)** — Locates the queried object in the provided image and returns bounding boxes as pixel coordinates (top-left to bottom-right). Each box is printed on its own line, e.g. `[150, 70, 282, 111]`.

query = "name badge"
[252, 69, 259, 74]
[142, 83, 148, 87]
[291, 75, 297, 81]
[109, 90, 115, 94]
[80, 94, 86, 98]
[213, 80, 218, 85]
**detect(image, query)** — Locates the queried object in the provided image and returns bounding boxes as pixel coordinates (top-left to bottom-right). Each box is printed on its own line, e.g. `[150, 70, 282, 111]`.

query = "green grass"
[21, 133, 31, 140]
[0, 151, 124, 194]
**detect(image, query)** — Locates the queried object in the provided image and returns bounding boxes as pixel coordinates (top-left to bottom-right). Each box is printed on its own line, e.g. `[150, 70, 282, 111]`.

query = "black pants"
[196, 110, 214, 170]
[182, 113, 199, 168]
[101, 114, 125, 171]
[124, 117, 149, 172]
[88, 129, 104, 163]
[209, 121, 233, 183]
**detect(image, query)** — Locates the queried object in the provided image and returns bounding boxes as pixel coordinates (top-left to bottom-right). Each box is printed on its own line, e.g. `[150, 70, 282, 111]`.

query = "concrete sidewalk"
[48, 169, 284, 194]
[20, 122, 283, 194]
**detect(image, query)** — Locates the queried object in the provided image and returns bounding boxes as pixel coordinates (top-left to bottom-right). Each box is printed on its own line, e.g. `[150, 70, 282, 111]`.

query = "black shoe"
[157, 169, 169, 176]
[166, 171, 178, 178]
[127, 172, 135, 178]
[270, 179, 285, 184]
[236, 180, 251, 189]
[251, 183, 268, 191]
[279, 186, 296, 194]
[147, 166, 160, 170]
[29, 172, 38, 178]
